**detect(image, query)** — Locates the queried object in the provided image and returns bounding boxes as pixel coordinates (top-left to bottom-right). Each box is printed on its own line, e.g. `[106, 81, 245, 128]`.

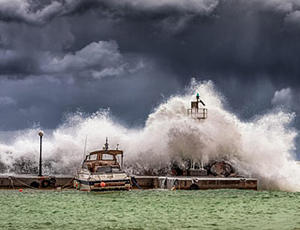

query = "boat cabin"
[83, 150, 124, 173]
[83, 140, 124, 173]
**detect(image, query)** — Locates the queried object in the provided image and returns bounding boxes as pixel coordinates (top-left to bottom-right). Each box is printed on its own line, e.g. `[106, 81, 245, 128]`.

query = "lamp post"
[38, 131, 43, 176]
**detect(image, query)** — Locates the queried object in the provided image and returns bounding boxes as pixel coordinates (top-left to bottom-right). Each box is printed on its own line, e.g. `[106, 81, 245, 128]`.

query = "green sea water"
[1, 189, 300, 230]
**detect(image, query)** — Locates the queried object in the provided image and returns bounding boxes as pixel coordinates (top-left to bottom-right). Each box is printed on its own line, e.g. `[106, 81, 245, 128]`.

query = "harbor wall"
[0, 175, 74, 189]
[133, 176, 258, 190]
[0, 175, 257, 190]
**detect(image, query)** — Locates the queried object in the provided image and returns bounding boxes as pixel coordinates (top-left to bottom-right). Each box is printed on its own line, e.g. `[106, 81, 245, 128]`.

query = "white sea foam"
[0, 80, 299, 191]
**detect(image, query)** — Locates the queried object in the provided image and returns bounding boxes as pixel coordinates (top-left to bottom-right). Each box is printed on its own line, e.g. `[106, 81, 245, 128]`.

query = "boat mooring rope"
[8, 176, 38, 190]
[5, 176, 74, 190]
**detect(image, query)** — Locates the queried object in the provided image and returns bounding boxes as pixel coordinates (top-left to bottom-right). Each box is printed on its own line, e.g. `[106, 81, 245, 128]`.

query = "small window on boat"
[112, 167, 121, 173]
[82, 164, 88, 169]
[102, 154, 114, 160]
[88, 154, 97, 161]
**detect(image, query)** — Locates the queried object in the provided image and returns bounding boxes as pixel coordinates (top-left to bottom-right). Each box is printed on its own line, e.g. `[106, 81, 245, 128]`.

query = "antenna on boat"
[104, 137, 109, 151]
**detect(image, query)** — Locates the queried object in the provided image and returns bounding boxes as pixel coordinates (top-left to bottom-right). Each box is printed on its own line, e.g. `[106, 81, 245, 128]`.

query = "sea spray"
[0, 80, 299, 191]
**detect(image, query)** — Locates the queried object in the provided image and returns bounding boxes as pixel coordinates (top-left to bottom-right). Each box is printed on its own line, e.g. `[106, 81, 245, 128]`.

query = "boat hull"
[74, 178, 131, 191]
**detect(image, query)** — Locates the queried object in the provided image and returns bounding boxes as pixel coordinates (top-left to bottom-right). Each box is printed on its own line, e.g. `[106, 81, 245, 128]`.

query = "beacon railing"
[187, 108, 208, 120]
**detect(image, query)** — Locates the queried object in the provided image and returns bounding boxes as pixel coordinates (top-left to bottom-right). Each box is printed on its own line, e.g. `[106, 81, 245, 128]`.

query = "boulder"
[209, 161, 233, 177]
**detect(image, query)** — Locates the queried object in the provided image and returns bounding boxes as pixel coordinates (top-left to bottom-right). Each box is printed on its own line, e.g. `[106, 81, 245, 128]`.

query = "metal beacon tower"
[187, 93, 207, 120]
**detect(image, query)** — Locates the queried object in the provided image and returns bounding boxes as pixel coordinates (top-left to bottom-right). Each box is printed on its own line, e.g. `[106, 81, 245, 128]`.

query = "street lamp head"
[38, 131, 44, 137]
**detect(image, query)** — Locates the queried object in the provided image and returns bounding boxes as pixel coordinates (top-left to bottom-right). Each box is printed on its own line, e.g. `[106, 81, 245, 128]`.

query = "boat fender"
[76, 182, 81, 190]
[41, 180, 50, 188]
[192, 179, 199, 184]
[49, 177, 56, 186]
[100, 182, 106, 187]
[173, 179, 179, 187]
[30, 181, 40, 188]
[131, 177, 142, 189]
[190, 184, 199, 190]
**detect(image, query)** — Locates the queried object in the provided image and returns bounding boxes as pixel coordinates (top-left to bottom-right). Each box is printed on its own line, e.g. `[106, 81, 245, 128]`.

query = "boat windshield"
[102, 154, 114, 160]
[87, 154, 97, 161]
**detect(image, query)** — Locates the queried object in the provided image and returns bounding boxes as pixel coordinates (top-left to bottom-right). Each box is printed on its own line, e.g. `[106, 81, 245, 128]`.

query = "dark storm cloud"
[0, 0, 64, 25]
[0, 0, 300, 145]
[41, 40, 145, 79]
[0, 68, 180, 130]
[0, 0, 219, 25]
[1, 0, 300, 25]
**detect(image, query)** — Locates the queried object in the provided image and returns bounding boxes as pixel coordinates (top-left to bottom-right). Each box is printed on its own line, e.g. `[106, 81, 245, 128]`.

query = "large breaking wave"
[0, 80, 299, 191]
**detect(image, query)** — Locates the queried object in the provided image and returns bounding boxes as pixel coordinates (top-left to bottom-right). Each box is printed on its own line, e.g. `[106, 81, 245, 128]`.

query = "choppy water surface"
[1, 189, 300, 230]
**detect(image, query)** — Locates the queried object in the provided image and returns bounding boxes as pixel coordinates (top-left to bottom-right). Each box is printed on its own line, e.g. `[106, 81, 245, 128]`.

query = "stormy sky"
[0, 0, 300, 152]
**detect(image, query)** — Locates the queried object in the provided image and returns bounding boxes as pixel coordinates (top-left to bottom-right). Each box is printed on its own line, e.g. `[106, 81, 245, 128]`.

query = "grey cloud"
[0, 35, 144, 79]
[253, 0, 300, 13]
[0, 0, 219, 25]
[98, 0, 219, 14]
[0, 0, 64, 24]
[41, 41, 126, 76]
[158, 15, 196, 35]
[271, 88, 293, 107]
[272, 88, 300, 114]
[285, 10, 300, 26]
[41, 40, 144, 79]
[1, 0, 300, 26]
[0, 65, 181, 130]
[0, 49, 38, 76]
[0, 96, 16, 106]
[0, 0, 88, 25]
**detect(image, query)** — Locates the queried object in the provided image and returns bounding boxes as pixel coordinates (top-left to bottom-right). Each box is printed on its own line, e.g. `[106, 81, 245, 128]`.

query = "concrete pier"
[133, 176, 258, 190]
[0, 175, 74, 189]
[0, 175, 258, 190]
